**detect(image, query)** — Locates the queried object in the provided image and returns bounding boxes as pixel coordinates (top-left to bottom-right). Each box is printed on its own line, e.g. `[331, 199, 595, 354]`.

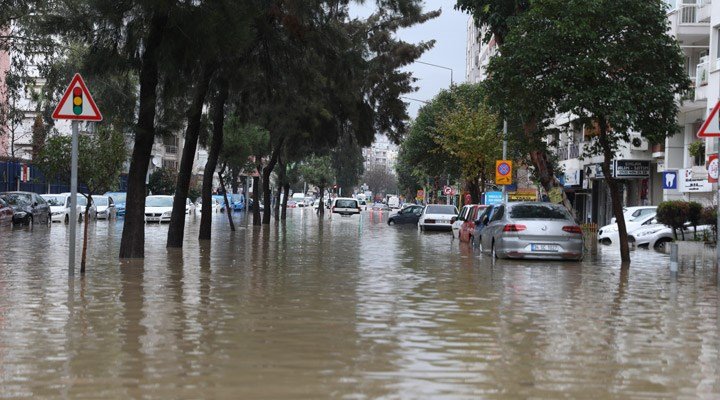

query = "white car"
[418, 204, 459, 231]
[145, 195, 174, 223]
[453, 205, 473, 239]
[331, 197, 361, 215]
[291, 192, 306, 207]
[598, 212, 657, 245]
[185, 198, 196, 215]
[630, 222, 712, 250]
[610, 206, 657, 224]
[93, 195, 116, 219]
[41, 193, 94, 223]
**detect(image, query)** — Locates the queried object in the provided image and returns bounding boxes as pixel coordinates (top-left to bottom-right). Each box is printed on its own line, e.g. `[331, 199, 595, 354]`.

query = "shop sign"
[508, 189, 538, 202]
[614, 160, 650, 178]
[484, 191, 503, 205]
[564, 169, 581, 187]
[678, 168, 712, 193]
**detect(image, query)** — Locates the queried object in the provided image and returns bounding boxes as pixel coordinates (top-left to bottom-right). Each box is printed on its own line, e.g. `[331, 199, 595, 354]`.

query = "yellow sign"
[495, 160, 513, 185]
[508, 189, 538, 202]
[548, 187, 563, 204]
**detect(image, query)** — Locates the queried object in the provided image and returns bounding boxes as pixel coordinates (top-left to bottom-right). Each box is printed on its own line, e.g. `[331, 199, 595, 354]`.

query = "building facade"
[465, 0, 717, 225]
[362, 133, 399, 172]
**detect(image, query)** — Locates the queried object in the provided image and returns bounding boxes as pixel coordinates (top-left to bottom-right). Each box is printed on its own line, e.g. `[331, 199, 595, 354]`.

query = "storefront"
[585, 160, 652, 225]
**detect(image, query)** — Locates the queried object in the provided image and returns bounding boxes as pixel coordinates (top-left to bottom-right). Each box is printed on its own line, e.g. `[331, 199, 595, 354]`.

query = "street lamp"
[415, 61, 454, 86]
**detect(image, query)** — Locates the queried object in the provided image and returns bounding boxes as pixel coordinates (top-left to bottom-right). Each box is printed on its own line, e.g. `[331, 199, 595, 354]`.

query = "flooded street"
[1, 210, 719, 399]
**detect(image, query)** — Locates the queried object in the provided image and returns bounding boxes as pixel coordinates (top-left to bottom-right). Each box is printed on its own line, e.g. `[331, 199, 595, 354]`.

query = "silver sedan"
[480, 202, 584, 261]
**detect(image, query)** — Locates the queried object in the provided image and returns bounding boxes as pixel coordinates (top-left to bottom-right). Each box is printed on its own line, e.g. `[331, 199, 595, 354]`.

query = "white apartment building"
[363, 133, 399, 172]
[465, 0, 717, 225]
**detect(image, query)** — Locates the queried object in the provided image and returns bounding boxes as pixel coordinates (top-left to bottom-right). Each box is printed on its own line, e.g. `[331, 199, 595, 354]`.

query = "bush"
[702, 206, 717, 242]
[148, 167, 177, 195]
[656, 201, 689, 240]
[687, 201, 703, 239]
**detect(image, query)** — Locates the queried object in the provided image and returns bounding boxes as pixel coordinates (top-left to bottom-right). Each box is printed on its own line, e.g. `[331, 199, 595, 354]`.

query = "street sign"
[495, 160, 512, 185]
[484, 191, 503, 205]
[416, 189, 424, 201]
[443, 186, 452, 196]
[698, 101, 720, 138]
[52, 73, 103, 121]
[662, 170, 678, 189]
[708, 154, 719, 183]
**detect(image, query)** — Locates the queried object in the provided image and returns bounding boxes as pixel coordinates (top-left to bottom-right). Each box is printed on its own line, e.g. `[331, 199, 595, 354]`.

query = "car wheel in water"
[388, 219, 395, 225]
[654, 238, 672, 251]
[492, 241, 498, 259]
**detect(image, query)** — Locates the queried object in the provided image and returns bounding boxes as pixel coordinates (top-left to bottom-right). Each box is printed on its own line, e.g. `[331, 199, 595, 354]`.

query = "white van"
[387, 196, 400, 210]
[331, 197, 361, 215]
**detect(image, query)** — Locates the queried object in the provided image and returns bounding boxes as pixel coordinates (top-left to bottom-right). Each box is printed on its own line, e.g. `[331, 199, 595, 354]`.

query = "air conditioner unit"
[629, 134, 649, 151]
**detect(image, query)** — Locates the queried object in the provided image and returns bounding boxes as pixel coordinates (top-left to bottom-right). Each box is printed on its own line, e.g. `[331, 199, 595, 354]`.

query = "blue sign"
[484, 191, 503, 205]
[662, 171, 678, 189]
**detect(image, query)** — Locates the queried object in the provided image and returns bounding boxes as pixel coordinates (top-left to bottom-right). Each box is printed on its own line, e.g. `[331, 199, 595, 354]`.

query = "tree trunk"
[218, 163, 235, 232]
[274, 159, 285, 220]
[262, 140, 284, 224]
[167, 65, 214, 248]
[119, 9, 169, 259]
[199, 78, 229, 241]
[252, 175, 261, 225]
[523, 120, 576, 218]
[598, 118, 630, 262]
[281, 182, 289, 220]
[231, 168, 240, 194]
[81, 194, 91, 274]
[317, 185, 325, 216]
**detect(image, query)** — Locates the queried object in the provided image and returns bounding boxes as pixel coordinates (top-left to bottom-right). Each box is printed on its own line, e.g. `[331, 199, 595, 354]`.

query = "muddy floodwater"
[0, 210, 719, 399]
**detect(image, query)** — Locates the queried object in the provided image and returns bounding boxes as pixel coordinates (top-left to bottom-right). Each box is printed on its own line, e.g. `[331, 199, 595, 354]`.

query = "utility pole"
[502, 120, 508, 203]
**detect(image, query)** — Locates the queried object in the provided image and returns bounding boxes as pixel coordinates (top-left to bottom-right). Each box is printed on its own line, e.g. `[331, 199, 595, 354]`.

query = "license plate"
[531, 244, 559, 252]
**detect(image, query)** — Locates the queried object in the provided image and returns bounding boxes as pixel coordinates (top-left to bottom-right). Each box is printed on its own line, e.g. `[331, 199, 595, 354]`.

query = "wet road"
[0, 209, 719, 399]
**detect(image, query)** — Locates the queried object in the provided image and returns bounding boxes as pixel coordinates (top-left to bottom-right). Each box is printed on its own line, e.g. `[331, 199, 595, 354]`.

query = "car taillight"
[563, 225, 583, 234]
[503, 224, 526, 232]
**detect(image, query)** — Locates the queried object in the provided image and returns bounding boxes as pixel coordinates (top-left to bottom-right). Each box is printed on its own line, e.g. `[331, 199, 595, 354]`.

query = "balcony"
[668, 3, 711, 42]
[556, 143, 581, 161]
[165, 145, 178, 154]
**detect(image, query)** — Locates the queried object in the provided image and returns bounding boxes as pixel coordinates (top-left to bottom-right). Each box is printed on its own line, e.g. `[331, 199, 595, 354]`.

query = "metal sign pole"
[502, 120, 508, 203]
[69, 120, 78, 277]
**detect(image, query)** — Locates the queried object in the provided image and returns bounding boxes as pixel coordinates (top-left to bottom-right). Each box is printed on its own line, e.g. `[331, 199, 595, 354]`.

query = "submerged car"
[0, 191, 52, 226]
[598, 212, 657, 245]
[480, 202, 584, 260]
[418, 204, 458, 231]
[144, 195, 174, 223]
[93, 195, 116, 220]
[629, 221, 712, 250]
[460, 205, 487, 243]
[453, 205, 473, 239]
[387, 204, 424, 225]
[0, 197, 14, 226]
[40, 193, 95, 224]
[104, 192, 127, 217]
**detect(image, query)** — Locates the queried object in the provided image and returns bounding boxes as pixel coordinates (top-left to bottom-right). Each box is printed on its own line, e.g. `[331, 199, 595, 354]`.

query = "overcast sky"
[351, 1, 470, 119]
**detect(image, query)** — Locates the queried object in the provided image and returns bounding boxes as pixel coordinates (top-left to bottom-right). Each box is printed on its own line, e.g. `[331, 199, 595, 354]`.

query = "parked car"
[145, 195, 174, 223]
[0, 191, 52, 226]
[197, 196, 222, 213]
[186, 198, 197, 214]
[58, 192, 97, 221]
[387, 196, 400, 210]
[0, 197, 14, 226]
[230, 193, 245, 211]
[598, 212, 657, 245]
[104, 192, 126, 217]
[480, 202, 584, 260]
[610, 206, 657, 224]
[331, 197, 361, 216]
[460, 205, 488, 243]
[291, 192, 306, 207]
[287, 200, 298, 208]
[629, 221, 712, 250]
[358, 199, 368, 211]
[418, 204, 459, 231]
[371, 202, 389, 212]
[93, 195, 116, 220]
[472, 205, 499, 248]
[387, 204, 424, 225]
[453, 205, 474, 239]
[42, 193, 93, 223]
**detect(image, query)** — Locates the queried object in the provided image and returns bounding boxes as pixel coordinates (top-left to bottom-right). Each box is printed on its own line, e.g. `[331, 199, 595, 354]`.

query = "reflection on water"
[0, 211, 718, 398]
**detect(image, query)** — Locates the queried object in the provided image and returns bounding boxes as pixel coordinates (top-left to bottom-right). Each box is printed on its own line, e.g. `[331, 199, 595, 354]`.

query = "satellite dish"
[152, 156, 162, 167]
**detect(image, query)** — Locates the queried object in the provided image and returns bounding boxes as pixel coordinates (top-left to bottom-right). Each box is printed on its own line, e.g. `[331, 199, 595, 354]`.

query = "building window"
[163, 160, 178, 170]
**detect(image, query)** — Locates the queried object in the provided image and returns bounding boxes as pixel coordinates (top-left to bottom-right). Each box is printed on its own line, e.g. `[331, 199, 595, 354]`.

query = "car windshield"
[509, 204, 572, 220]
[628, 211, 653, 222]
[335, 199, 357, 208]
[2, 193, 32, 205]
[94, 197, 108, 206]
[108, 193, 126, 203]
[42, 195, 65, 206]
[146, 197, 173, 207]
[426, 205, 457, 215]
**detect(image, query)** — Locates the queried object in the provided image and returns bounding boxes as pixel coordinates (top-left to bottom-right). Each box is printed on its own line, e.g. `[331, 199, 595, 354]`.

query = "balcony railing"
[557, 143, 581, 161]
[696, 62, 708, 87]
[165, 145, 178, 154]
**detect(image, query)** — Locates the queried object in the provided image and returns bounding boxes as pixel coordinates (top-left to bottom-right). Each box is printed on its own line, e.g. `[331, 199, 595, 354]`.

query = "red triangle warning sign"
[52, 73, 103, 121]
[698, 101, 720, 138]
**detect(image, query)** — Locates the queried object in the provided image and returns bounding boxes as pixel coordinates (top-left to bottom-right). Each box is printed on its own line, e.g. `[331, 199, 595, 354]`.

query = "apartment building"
[363, 133, 399, 172]
[465, 0, 717, 225]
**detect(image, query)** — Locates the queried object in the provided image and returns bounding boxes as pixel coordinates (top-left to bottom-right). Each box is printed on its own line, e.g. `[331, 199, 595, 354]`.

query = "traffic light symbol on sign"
[72, 87, 82, 115]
